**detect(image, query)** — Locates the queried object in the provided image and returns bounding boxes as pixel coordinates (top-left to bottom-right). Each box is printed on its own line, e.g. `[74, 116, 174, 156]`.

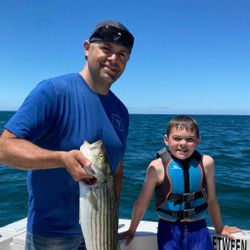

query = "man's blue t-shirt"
[5, 73, 129, 237]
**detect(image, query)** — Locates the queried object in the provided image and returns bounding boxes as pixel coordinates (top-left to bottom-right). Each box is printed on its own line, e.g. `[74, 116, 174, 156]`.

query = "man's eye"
[101, 47, 110, 52]
[118, 52, 128, 60]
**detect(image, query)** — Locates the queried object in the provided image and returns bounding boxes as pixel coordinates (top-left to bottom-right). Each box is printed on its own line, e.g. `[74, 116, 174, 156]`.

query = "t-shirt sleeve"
[5, 80, 57, 141]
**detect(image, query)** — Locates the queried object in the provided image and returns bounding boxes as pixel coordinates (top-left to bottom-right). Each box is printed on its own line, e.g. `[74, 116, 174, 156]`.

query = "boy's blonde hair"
[166, 115, 200, 138]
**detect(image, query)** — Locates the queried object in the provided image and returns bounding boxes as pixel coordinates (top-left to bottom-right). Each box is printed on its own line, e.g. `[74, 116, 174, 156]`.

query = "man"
[0, 20, 134, 249]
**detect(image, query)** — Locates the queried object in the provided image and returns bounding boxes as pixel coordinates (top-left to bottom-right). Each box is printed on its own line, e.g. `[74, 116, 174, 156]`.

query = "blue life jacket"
[155, 148, 208, 221]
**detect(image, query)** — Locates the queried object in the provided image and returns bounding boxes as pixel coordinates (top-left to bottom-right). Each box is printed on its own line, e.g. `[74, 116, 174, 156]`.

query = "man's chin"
[103, 67, 121, 79]
[102, 73, 118, 84]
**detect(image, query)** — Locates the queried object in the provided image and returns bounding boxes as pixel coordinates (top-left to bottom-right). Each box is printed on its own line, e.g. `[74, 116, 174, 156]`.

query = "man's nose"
[108, 53, 117, 61]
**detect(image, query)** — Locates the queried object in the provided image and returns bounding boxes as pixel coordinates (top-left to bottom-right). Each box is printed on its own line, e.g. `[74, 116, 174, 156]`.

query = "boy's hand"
[118, 230, 135, 246]
[220, 225, 241, 239]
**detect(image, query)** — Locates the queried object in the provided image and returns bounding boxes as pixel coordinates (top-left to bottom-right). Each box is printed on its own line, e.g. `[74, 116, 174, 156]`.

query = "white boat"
[0, 218, 250, 250]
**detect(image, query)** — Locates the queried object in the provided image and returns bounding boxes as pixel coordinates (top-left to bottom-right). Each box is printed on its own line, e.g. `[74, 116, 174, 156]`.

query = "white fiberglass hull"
[1, 218, 250, 250]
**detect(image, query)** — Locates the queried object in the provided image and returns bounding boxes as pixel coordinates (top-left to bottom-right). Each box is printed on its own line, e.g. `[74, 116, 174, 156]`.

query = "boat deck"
[1, 218, 250, 250]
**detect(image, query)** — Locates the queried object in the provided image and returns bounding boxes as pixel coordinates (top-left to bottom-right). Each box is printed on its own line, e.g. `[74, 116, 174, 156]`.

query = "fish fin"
[88, 190, 98, 210]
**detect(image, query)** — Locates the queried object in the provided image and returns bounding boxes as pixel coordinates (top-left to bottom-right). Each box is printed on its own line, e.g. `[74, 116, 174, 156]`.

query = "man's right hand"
[60, 150, 94, 181]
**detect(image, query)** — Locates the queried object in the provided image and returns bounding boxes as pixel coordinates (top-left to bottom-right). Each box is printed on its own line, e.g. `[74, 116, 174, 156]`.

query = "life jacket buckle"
[183, 192, 196, 202]
[183, 207, 196, 218]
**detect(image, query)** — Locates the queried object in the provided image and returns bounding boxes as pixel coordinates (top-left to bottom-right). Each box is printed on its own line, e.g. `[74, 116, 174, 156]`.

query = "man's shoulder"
[43, 73, 85, 95]
[48, 73, 79, 85]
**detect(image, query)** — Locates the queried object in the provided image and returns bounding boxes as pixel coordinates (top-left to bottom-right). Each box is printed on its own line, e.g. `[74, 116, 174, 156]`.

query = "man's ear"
[83, 40, 91, 58]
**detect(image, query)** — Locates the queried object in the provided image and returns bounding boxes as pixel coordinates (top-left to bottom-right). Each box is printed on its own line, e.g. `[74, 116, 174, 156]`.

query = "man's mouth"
[104, 65, 118, 75]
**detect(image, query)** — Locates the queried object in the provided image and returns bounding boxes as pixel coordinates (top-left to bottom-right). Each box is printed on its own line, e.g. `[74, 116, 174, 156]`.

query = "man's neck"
[79, 67, 109, 95]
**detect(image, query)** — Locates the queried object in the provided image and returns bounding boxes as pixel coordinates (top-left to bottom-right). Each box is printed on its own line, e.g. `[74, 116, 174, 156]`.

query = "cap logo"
[89, 22, 134, 52]
[113, 32, 122, 41]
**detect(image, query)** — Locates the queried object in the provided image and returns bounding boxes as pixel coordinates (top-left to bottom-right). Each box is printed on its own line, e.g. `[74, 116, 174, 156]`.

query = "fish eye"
[99, 153, 103, 159]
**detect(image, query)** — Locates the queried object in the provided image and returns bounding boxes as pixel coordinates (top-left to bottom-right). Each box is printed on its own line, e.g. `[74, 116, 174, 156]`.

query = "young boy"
[119, 115, 240, 250]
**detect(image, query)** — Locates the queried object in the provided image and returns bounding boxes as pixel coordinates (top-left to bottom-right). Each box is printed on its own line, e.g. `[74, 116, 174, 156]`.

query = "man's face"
[84, 41, 130, 93]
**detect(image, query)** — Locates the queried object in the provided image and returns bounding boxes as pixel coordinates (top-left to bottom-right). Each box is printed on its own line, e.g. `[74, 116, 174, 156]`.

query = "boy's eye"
[173, 137, 182, 141]
[186, 138, 196, 143]
[172, 137, 196, 143]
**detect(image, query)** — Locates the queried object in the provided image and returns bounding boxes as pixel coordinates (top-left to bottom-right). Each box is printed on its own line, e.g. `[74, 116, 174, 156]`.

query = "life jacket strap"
[169, 191, 204, 205]
[156, 147, 171, 166]
[157, 202, 208, 220]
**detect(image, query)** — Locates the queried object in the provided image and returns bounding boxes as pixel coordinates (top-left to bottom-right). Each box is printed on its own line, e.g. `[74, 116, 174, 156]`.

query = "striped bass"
[79, 140, 120, 250]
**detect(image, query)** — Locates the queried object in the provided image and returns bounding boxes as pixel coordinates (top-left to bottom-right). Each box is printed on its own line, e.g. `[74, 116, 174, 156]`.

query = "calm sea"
[0, 111, 250, 228]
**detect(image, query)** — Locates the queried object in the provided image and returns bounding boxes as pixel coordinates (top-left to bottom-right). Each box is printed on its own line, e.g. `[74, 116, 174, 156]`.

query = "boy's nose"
[180, 139, 187, 144]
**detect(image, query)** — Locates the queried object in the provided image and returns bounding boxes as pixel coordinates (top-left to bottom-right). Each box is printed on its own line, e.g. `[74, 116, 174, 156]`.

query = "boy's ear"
[164, 135, 169, 146]
[197, 136, 201, 143]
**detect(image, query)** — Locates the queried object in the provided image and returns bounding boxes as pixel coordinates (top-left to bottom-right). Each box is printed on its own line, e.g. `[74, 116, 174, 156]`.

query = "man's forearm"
[0, 135, 64, 170]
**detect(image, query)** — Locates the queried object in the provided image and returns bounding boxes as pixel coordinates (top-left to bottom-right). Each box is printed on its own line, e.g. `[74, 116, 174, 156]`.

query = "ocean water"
[0, 112, 250, 228]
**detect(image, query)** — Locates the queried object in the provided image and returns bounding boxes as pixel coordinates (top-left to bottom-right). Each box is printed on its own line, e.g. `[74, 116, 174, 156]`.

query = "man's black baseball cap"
[89, 20, 134, 53]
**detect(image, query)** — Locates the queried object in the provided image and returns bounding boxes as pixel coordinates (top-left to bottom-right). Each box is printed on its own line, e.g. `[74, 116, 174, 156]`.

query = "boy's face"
[164, 128, 200, 160]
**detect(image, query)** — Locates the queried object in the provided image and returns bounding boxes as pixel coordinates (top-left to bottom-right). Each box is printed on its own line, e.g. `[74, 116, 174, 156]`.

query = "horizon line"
[0, 110, 249, 116]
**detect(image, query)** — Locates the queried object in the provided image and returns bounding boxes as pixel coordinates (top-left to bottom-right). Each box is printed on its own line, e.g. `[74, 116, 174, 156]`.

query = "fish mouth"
[82, 166, 97, 185]
[83, 177, 97, 185]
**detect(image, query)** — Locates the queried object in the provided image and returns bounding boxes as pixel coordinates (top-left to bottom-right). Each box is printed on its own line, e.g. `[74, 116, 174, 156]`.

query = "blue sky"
[1, 0, 249, 115]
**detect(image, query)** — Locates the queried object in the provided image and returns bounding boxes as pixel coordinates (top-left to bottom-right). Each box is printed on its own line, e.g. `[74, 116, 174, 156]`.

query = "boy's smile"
[164, 128, 200, 160]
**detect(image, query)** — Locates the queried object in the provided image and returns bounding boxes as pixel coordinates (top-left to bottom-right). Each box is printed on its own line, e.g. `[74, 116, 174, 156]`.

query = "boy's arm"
[119, 160, 162, 245]
[204, 155, 223, 232]
[204, 155, 241, 237]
